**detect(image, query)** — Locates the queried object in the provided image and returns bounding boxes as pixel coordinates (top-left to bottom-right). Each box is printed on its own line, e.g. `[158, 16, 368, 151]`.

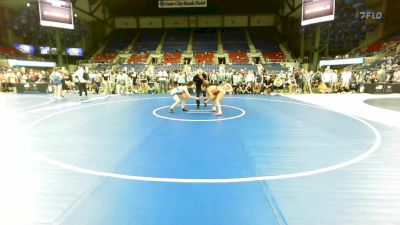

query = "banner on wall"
[158, 0, 207, 8]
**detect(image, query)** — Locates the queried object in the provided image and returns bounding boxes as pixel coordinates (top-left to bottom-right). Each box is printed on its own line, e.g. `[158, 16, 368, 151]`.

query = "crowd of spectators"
[0, 66, 50, 92]
[1, 54, 399, 96]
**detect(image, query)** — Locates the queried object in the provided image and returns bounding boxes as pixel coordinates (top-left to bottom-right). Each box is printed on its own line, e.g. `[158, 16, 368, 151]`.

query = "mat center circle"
[152, 104, 246, 122]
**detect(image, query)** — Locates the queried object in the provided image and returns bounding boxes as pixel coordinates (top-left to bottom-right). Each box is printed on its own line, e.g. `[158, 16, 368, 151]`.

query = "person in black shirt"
[192, 71, 208, 109]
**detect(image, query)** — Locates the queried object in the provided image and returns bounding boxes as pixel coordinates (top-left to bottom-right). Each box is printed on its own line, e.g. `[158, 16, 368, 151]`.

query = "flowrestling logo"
[360, 11, 383, 20]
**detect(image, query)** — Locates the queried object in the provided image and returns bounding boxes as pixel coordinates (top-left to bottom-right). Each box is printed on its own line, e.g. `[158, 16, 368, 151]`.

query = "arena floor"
[1, 93, 400, 225]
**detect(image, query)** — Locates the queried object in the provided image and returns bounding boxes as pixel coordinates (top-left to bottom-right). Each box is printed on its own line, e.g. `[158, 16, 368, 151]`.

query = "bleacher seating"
[221, 29, 249, 52]
[223, 42, 249, 52]
[94, 63, 112, 71]
[248, 28, 284, 60]
[94, 30, 136, 62]
[195, 52, 214, 64]
[128, 53, 149, 63]
[118, 63, 147, 72]
[133, 30, 163, 53]
[263, 52, 285, 60]
[263, 63, 288, 72]
[163, 52, 181, 64]
[253, 41, 281, 52]
[154, 64, 183, 74]
[162, 30, 189, 52]
[190, 64, 219, 73]
[221, 30, 247, 42]
[0, 45, 23, 58]
[162, 43, 187, 52]
[192, 31, 218, 52]
[226, 64, 257, 71]
[367, 43, 385, 53]
[229, 52, 248, 64]
[362, 32, 400, 55]
[103, 30, 136, 53]
[95, 53, 117, 62]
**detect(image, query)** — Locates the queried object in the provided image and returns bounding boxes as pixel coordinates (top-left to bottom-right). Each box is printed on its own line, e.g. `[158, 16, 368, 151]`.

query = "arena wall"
[114, 14, 275, 29]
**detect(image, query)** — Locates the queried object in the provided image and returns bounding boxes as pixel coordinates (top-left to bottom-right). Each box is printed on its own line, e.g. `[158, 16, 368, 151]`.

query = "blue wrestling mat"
[2, 94, 399, 225]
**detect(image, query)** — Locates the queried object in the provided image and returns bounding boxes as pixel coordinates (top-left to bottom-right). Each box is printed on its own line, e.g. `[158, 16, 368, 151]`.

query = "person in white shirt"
[157, 70, 168, 93]
[341, 69, 352, 91]
[245, 70, 255, 83]
[377, 65, 386, 82]
[169, 81, 199, 113]
[331, 70, 338, 92]
[115, 72, 128, 95]
[74, 66, 88, 99]
[322, 69, 332, 87]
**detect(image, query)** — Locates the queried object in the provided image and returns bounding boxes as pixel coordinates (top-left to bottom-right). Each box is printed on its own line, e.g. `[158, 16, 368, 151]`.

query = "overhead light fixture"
[27, 2, 31, 7]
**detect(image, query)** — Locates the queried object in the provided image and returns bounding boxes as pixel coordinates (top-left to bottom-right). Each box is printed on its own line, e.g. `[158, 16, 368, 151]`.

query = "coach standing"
[74, 66, 88, 99]
[192, 70, 208, 109]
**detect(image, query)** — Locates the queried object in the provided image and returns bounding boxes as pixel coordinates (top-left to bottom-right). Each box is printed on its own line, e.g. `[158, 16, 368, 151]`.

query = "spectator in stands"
[377, 65, 387, 82]
[0, 69, 6, 92]
[138, 72, 148, 93]
[294, 69, 304, 93]
[322, 69, 332, 88]
[255, 71, 263, 87]
[50, 67, 63, 100]
[311, 70, 322, 88]
[331, 70, 339, 93]
[341, 68, 352, 92]
[102, 70, 111, 94]
[93, 71, 102, 94]
[244, 82, 253, 94]
[176, 70, 186, 86]
[210, 71, 218, 85]
[303, 70, 313, 94]
[116, 71, 127, 95]
[393, 68, 400, 83]
[148, 82, 156, 94]
[110, 71, 117, 94]
[28, 69, 38, 83]
[7, 69, 18, 93]
[245, 70, 255, 90]
[272, 73, 284, 94]
[130, 69, 138, 93]
[157, 69, 169, 93]
[62, 68, 71, 96]
[20, 70, 28, 84]
[232, 72, 241, 94]
[368, 71, 378, 83]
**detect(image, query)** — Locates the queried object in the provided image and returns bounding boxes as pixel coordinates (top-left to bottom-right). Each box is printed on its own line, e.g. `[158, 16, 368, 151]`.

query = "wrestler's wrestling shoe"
[216, 112, 222, 116]
[182, 108, 188, 112]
